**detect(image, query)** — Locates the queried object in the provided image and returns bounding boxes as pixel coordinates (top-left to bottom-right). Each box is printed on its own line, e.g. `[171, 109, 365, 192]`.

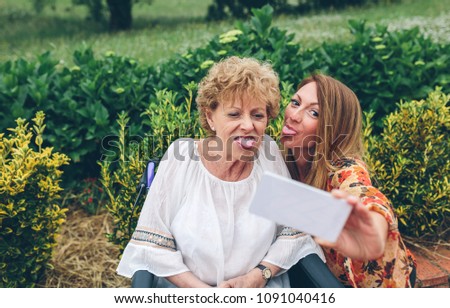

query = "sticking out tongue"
[282, 126, 296, 135]
[238, 137, 256, 149]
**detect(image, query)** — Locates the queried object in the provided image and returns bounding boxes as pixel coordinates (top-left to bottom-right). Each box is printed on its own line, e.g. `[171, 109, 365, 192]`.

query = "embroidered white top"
[117, 136, 324, 287]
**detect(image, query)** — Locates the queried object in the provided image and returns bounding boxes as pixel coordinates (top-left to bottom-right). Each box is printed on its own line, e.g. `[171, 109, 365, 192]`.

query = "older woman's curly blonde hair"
[196, 56, 281, 136]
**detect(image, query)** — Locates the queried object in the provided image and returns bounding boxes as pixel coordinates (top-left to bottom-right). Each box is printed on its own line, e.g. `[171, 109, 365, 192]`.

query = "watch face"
[262, 268, 272, 280]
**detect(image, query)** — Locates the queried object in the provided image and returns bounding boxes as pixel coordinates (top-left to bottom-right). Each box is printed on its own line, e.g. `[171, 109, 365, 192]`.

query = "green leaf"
[94, 102, 109, 126]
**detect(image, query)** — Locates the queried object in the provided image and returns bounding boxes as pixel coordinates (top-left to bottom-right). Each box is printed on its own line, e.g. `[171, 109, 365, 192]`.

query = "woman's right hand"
[315, 189, 388, 261]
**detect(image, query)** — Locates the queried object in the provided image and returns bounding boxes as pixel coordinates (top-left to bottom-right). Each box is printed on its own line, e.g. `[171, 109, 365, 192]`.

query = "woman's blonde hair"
[196, 56, 280, 135]
[286, 74, 364, 190]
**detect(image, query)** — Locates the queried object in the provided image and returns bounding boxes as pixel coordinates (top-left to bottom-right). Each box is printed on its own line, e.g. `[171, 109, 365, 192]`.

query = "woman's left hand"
[315, 189, 388, 261]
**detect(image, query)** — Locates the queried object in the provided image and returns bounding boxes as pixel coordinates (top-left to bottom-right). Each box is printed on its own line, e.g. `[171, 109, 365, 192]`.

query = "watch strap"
[256, 264, 266, 271]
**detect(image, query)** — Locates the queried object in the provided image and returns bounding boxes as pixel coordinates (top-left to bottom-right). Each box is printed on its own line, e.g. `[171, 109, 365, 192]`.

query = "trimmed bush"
[1, 5, 448, 186]
[364, 88, 450, 238]
[156, 5, 304, 101]
[0, 111, 70, 287]
[156, 7, 449, 131]
[316, 19, 450, 131]
[0, 50, 156, 182]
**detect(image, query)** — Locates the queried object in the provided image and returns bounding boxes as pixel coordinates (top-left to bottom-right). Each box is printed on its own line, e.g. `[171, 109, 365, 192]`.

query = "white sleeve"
[263, 228, 325, 272]
[260, 135, 325, 271]
[116, 141, 190, 278]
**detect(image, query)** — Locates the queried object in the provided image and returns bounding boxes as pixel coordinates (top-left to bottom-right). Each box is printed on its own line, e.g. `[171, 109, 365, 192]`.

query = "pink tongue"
[282, 126, 296, 135]
[241, 138, 256, 149]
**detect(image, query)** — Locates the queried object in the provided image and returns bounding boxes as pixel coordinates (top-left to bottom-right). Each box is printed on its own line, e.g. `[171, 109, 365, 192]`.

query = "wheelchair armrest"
[131, 270, 155, 288]
[288, 253, 344, 288]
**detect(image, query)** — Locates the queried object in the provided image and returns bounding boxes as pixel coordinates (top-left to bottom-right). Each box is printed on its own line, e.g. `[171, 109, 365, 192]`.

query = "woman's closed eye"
[253, 113, 266, 119]
[228, 112, 240, 118]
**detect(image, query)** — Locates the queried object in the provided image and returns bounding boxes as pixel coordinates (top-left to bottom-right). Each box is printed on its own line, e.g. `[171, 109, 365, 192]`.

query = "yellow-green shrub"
[100, 112, 148, 254]
[0, 111, 70, 287]
[364, 88, 450, 238]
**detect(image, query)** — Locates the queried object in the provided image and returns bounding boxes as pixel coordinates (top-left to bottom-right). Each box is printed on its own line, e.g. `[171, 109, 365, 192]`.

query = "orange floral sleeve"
[327, 158, 396, 229]
[323, 158, 416, 288]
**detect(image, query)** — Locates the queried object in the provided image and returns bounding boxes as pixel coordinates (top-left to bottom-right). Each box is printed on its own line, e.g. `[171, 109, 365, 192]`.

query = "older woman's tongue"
[236, 136, 256, 149]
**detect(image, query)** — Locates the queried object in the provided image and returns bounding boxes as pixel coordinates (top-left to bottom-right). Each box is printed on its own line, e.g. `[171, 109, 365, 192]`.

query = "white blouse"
[117, 136, 324, 287]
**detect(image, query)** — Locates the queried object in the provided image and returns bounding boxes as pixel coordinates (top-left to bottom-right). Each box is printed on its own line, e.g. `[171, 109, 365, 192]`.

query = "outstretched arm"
[315, 189, 388, 261]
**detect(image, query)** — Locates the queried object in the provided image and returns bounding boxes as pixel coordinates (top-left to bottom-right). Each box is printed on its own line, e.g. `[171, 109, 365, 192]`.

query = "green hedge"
[315, 19, 449, 129]
[0, 49, 157, 181]
[0, 5, 448, 185]
[149, 6, 450, 130]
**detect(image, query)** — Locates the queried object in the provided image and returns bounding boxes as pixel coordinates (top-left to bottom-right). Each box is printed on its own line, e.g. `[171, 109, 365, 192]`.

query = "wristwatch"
[256, 264, 272, 284]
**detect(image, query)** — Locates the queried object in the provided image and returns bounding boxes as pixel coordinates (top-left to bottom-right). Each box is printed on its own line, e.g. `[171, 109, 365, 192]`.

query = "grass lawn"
[1, 0, 449, 66]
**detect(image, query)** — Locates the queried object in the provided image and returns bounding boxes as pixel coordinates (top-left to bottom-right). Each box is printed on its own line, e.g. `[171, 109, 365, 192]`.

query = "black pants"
[289, 258, 417, 288]
[410, 265, 417, 288]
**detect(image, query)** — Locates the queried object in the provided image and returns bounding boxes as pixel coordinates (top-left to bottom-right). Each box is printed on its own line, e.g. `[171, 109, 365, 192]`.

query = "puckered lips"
[282, 125, 297, 136]
[234, 136, 258, 150]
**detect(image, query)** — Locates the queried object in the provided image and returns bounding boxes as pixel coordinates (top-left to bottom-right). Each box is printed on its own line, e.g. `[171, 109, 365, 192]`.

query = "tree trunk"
[107, 0, 133, 31]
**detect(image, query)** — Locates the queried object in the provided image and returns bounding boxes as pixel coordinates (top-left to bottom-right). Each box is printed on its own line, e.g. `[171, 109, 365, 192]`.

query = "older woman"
[117, 56, 323, 288]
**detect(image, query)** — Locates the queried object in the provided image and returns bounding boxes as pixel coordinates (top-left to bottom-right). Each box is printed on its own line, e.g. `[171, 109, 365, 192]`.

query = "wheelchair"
[129, 160, 344, 288]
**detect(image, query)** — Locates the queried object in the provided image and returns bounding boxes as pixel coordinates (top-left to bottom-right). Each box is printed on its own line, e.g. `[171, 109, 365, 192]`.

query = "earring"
[211, 126, 215, 131]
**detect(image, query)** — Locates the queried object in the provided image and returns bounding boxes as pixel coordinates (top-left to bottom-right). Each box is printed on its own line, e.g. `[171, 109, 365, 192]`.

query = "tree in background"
[31, 0, 152, 31]
[75, 0, 152, 31]
[106, 0, 133, 31]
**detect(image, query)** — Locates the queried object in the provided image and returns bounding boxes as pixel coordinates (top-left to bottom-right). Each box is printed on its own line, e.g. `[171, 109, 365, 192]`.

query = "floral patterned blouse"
[324, 158, 416, 288]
